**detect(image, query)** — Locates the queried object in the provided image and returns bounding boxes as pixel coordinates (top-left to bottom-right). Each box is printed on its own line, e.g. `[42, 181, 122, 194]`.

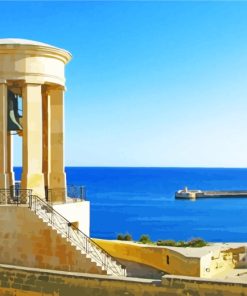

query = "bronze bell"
[7, 90, 22, 131]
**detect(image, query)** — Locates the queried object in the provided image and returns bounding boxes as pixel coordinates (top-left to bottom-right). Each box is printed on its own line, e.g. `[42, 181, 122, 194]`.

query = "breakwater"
[176, 190, 247, 199]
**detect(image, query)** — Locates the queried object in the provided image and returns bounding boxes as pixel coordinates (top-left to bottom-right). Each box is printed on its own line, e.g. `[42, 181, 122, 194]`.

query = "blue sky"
[2, 1, 247, 167]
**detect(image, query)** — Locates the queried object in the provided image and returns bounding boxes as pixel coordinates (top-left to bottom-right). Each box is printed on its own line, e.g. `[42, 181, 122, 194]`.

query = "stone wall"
[117, 258, 164, 279]
[200, 249, 235, 278]
[0, 264, 247, 296]
[163, 275, 247, 296]
[94, 239, 244, 279]
[0, 206, 105, 274]
[94, 239, 200, 277]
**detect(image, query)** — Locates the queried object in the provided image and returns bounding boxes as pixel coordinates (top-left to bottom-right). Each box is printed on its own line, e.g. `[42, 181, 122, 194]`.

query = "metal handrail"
[0, 188, 32, 204]
[67, 185, 86, 199]
[29, 195, 126, 276]
[46, 185, 86, 203]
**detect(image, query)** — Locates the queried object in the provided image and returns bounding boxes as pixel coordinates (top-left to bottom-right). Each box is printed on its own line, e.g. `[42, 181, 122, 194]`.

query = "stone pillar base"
[48, 172, 66, 203]
[21, 173, 45, 198]
[0, 173, 10, 189]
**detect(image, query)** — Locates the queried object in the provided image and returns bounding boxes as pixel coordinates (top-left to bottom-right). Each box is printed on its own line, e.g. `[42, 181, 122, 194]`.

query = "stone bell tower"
[0, 39, 71, 201]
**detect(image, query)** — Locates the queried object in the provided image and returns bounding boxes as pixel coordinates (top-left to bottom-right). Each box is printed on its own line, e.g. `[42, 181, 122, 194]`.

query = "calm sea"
[14, 167, 247, 242]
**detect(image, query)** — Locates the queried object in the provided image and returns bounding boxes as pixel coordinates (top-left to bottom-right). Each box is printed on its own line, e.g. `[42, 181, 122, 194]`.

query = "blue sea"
[15, 167, 247, 242]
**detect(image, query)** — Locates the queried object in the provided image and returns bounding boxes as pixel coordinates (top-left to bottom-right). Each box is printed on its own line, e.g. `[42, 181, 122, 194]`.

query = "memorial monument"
[0, 38, 71, 201]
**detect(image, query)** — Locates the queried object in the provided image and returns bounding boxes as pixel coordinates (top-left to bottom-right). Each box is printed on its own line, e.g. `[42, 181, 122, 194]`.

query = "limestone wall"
[203, 249, 235, 278]
[0, 206, 104, 274]
[94, 239, 245, 279]
[230, 246, 247, 268]
[0, 264, 246, 296]
[94, 239, 200, 277]
[163, 275, 247, 296]
[117, 258, 164, 279]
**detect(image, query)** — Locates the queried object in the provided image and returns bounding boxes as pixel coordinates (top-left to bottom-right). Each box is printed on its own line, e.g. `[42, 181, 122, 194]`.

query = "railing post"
[16, 189, 19, 206]
[29, 189, 32, 206]
[81, 186, 86, 200]
[67, 222, 71, 239]
[104, 255, 107, 270]
[29, 195, 32, 208]
[85, 238, 88, 253]
[50, 209, 52, 225]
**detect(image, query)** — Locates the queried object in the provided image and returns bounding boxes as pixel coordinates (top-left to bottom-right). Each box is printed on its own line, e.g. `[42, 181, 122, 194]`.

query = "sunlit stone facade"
[0, 38, 71, 202]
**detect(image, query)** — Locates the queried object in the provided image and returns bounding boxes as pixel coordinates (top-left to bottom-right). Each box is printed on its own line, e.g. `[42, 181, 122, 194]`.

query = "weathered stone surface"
[0, 264, 246, 296]
[0, 207, 105, 275]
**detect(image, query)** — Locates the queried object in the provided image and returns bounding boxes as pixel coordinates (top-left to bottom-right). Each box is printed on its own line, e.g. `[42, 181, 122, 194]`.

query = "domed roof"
[0, 38, 56, 48]
[0, 38, 71, 63]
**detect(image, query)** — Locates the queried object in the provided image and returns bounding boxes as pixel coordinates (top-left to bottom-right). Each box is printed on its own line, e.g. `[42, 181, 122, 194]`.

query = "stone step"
[30, 206, 125, 276]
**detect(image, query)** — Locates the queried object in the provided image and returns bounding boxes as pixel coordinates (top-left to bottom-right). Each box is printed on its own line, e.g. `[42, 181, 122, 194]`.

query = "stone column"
[0, 82, 10, 193]
[7, 133, 14, 187]
[21, 84, 45, 198]
[42, 86, 49, 200]
[47, 87, 66, 203]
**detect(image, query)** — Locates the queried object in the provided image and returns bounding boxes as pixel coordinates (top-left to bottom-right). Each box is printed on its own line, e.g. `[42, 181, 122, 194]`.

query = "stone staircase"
[29, 195, 126, 277]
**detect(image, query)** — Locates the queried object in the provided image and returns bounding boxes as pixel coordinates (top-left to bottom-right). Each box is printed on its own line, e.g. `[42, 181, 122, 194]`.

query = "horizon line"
[12, 165, 247, 169]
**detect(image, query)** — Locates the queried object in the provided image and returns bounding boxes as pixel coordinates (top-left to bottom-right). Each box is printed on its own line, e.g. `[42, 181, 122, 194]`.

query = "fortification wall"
[94, 239, 244, 279]
[0, 264, 246, 296]
[94, 239, 200, 277]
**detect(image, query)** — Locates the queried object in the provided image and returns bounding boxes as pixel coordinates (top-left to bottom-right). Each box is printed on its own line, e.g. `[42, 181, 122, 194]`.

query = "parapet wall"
[0, 264, 246, 296]
[94, 239, 243, 279]
[94, 239, 200, 276]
